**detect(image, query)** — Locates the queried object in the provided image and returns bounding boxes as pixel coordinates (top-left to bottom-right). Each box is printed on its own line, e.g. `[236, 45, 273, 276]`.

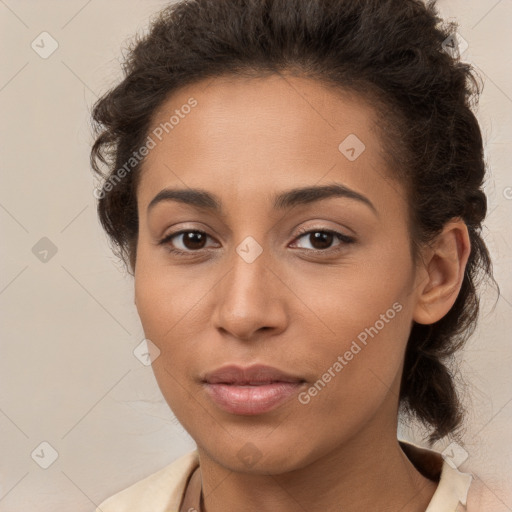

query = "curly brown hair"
[90, 0, 496, 444]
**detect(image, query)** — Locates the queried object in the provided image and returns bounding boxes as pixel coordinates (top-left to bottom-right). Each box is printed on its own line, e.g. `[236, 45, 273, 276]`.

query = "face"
[134, 73, 425, 473]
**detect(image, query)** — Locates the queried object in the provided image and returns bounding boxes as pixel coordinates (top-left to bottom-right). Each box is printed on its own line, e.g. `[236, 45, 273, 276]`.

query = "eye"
[159, 230, 219, 254]
[158, 227, 355, 256]
[290, 228, 355, 252]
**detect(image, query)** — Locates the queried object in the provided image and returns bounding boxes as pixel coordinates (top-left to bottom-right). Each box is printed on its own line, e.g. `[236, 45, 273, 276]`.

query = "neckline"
[398, 440, 443, 482]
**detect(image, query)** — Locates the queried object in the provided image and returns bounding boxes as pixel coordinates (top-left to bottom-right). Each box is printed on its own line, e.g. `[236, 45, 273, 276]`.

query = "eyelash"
[158, 227, 356, 257]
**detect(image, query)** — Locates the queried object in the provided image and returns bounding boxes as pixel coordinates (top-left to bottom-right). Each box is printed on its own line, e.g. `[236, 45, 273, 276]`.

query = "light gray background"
[0, 1, 511, 510]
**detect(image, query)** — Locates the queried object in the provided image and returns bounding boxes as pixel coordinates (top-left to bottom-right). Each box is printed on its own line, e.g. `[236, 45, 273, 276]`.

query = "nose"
[211, 244, 289, 342]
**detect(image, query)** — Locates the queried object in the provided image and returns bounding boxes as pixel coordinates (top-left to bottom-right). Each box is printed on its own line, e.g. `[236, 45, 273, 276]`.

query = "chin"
[196, 429, 321, 475]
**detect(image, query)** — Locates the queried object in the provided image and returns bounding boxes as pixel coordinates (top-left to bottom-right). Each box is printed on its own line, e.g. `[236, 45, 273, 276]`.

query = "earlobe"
[413, 219, 471, 325]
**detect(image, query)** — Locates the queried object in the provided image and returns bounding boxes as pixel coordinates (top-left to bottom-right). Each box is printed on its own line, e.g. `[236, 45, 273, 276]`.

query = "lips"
[203, 364, 304, 385]
[202, 364, 306, 415]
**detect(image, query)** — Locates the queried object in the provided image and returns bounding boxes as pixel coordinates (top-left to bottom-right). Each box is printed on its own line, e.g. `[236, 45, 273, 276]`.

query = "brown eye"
[292, 228, 355, 252]
[180, 231, 208, 250]
[308, 231, 334, 250]
[159, 230, 217, 254]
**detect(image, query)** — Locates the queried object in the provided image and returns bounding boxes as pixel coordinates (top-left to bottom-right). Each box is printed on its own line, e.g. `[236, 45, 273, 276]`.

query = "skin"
[133, 73, 471, 512]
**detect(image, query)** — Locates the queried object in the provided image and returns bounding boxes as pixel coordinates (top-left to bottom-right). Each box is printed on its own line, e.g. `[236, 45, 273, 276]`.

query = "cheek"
[134, 246, 213, 340]
[290, 303, 411, 456]
[133, 251, 219, 408]
[134, 264, 204, 420]
[303, 241, 412, 348]
[298, 296, 409, 405]
[294, 244, 414, 409]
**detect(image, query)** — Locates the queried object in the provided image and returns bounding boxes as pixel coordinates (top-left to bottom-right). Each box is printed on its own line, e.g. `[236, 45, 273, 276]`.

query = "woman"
[91, 0, 495, 510]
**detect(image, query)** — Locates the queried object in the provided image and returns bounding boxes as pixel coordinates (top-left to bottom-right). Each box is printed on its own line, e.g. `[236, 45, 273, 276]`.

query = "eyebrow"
[147, 183, 378, 216]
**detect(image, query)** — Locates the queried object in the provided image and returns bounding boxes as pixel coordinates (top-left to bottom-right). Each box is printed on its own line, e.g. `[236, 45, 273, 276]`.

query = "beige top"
[95, 440, 476, 511]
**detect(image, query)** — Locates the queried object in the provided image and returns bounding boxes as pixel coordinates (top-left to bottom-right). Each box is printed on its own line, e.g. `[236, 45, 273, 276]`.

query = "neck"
[194, 420, 438, 512]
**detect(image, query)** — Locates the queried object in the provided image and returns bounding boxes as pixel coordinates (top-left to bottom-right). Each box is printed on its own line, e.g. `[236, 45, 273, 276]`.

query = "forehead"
[137, 73, 401, 212]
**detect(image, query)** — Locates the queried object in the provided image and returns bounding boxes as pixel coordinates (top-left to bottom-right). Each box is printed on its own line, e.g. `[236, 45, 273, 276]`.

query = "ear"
[413, 218, 471, 325]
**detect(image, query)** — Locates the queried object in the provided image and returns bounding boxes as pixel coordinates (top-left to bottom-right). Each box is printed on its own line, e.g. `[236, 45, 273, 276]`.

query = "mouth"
[202, 364, 306, 415]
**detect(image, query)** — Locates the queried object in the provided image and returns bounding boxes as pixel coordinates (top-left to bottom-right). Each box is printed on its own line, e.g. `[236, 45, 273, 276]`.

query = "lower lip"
[203, 382, 303, 415]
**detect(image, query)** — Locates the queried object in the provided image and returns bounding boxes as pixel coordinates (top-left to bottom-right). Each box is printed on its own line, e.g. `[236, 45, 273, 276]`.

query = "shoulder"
[95, 450, 199, 512]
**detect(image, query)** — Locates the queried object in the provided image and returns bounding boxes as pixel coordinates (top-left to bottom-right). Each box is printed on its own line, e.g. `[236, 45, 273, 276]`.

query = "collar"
[399, 439, 473, 511]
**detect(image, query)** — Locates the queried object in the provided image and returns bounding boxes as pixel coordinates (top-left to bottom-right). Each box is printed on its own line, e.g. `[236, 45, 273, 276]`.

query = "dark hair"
[90, 0, 496, 444]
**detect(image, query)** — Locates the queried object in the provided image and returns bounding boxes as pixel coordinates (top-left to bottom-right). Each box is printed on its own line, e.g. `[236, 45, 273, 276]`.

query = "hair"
[90, 0, 496, 444]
